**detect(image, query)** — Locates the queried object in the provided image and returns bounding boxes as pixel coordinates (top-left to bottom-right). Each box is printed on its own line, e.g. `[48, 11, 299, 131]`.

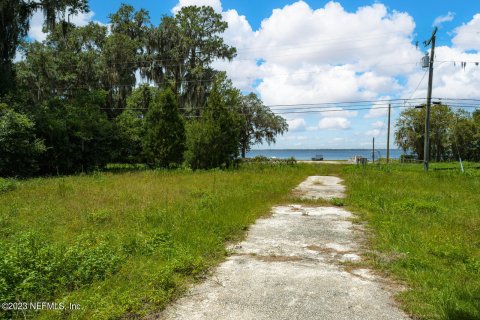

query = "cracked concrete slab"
[157, 177, 409, 320]
[292, 176, 346, 200]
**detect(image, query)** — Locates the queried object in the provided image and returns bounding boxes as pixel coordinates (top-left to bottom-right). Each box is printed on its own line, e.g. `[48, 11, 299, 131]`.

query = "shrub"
[0, 232, 123, 304]
[0, 109, 45, 177]
[0, 178, 16, 193]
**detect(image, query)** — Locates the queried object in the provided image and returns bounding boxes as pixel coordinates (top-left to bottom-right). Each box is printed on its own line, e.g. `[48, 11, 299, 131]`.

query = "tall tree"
[395, 105, 455, 161]
[142, 87, 185, 167]
[0, 0, 88, 95]
[237, 93, 288, 158]
[451, 109, 480, 161]
[143, 6, 236, 114]
[184, 74, 240, 169]
[104, 4, 151, 114]
[32, 90, 116, 174]
[16, 22, 107, 103]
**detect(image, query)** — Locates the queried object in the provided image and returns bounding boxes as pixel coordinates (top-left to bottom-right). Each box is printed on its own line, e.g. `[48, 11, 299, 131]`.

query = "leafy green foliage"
[105, 4, 151, 112]
[0, 108, 45, 177]
[237, 93, 288, 158]
[144, 6, 236, 113]
[33, 92, 117, 174]
[16, 22, 108, 103]
[0, 232, 123, 305]
[143, 87, 186, 167]
[1, 4, 291, 176]
[0, 0, 89, 95]
[395, 105, 480, 161]
[184, 75, 241, 169]
[0, 178, 17, 194]
[113, 86, 155, 164]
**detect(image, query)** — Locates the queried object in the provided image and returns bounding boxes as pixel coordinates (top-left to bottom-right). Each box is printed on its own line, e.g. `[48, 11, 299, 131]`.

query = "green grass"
[2, 161, 479, 319]
[341, 163, 480, 320]
[0, 163, 335, 319]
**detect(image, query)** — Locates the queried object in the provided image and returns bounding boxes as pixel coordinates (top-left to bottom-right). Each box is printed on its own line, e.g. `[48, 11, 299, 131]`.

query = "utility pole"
[423, 27, 437, 172]
[386, 104, 391, 164]
[372, 137, 375, 164]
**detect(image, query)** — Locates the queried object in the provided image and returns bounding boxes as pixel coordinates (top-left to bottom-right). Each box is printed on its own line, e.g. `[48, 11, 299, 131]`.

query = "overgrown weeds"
[0, 163, 328, 319]
[342, 163, 480, 319]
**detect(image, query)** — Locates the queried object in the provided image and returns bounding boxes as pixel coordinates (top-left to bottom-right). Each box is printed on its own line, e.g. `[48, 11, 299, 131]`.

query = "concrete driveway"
[158, 176, 409, 320]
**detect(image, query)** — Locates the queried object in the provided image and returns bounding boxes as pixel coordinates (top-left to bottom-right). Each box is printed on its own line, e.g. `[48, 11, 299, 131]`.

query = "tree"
[114, 85, 155, 163]
[237, 93, 288, 158]
[395, 105, 467, 161]
[16, 22, 108, 103]
[184, 74, 240, 169]
[104, 4, 151, 114]
[142, 87, 185, 167]
[451, 109, 480, 161]
[0, 0, 88, 95]
[32, 91, 116, 174]
[0, 106, 45, 177]
[143, 6, 236, 114]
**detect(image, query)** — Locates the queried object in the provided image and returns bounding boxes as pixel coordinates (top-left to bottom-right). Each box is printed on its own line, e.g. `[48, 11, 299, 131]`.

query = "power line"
[98, 97, 478, 112]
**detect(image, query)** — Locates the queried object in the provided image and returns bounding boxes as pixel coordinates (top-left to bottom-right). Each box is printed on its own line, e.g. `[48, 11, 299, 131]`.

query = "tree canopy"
[0, 4, 289, 176]
[0, 0, 89, 95]
[237, 93, 288, 158]
[395, 105, 480, 161]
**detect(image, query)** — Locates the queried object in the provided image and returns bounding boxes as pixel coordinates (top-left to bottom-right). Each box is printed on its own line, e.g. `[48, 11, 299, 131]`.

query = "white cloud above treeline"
[28, 9, 96, 42]
[433, 12, 455, 27]
[172, 0, 222, 14]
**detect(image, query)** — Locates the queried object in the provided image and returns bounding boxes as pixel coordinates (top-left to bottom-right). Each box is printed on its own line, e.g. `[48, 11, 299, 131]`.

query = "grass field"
[1, 162, 479, 319]
[0, 163, 325, 319]
[341, 162, 480, 320]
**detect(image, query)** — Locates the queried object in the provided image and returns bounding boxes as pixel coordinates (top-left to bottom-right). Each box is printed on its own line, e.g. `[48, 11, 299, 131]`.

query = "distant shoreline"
[249, 148, 401, 151]
[246, 149, 404, 161]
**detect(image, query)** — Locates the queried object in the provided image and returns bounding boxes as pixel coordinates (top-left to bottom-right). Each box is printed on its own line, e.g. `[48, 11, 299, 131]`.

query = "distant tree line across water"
[0, 2, 287, 177]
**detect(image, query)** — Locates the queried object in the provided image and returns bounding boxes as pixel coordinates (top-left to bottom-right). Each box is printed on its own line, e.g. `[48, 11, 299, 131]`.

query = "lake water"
[246, 149, 404, 161]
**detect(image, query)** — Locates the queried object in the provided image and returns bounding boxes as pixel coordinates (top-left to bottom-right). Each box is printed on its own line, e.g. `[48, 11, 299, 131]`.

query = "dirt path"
[158, 176, 409, 320]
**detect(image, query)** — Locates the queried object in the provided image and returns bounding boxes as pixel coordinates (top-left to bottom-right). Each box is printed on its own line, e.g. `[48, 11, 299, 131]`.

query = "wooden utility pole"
[372, 137, 375, 164]
[424, 27, 437, 172]
[386, 104, 391, 164]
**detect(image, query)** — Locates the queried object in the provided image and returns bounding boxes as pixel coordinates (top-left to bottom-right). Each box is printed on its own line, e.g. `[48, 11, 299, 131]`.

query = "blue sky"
[88, 0, 479, 39]
[29, 1, 480, 149]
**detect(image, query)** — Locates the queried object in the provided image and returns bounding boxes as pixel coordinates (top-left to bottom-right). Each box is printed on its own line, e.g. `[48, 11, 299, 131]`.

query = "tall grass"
[2, 161, 478, 319]
[0, 163, 331, 319]
[342, 163, 480, 320]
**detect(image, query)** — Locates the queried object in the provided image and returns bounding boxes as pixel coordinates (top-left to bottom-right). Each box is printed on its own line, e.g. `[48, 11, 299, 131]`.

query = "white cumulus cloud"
[433, 12, 455, 27]
[215, 1, 420, 107]
[365, 129, 381, 137]
[28, 9, 96, 42]
[287, 118, 307, 132]
[318, 117, 351, 129]
[372, 121, 385, 128]
[452, 13, 480, 51]
[172, 0, 222, 14]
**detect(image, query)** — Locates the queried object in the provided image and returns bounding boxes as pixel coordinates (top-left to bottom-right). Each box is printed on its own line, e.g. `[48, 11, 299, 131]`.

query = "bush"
[0, 178, 16, 193]
[0, 232, 123, 303]
[0, 108, 45, 177]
